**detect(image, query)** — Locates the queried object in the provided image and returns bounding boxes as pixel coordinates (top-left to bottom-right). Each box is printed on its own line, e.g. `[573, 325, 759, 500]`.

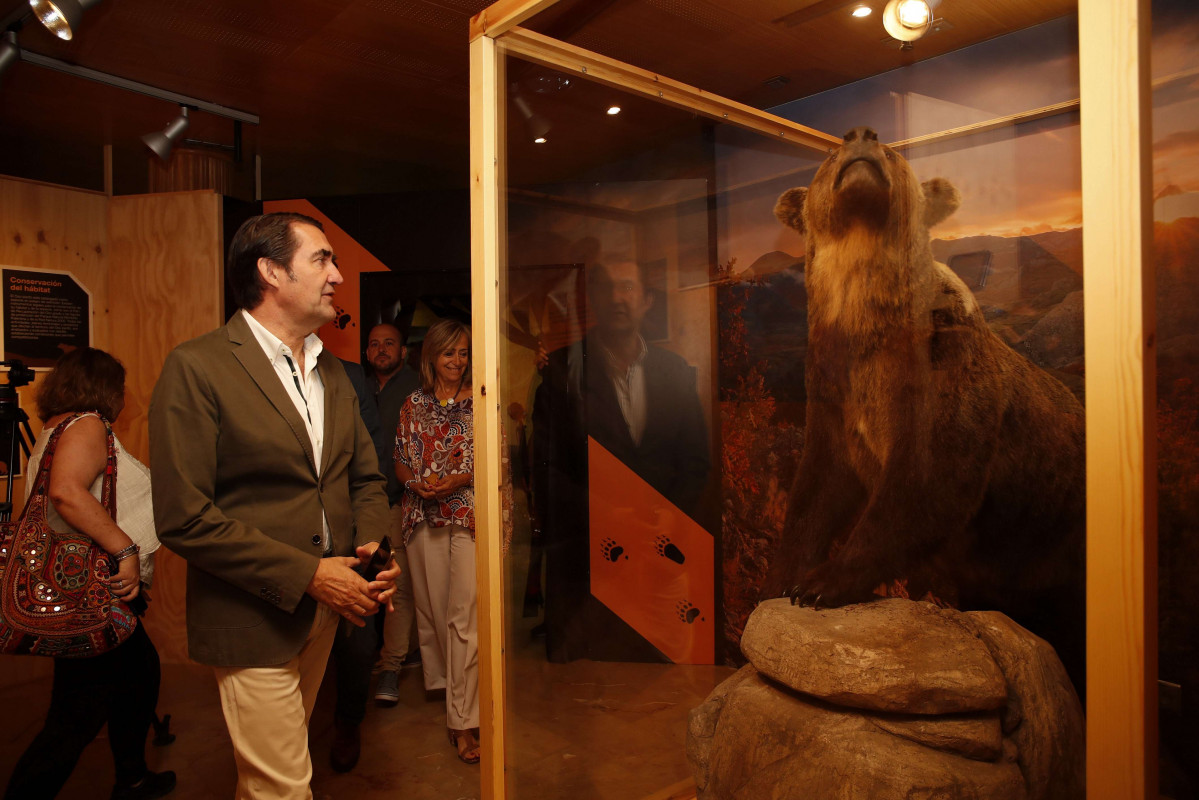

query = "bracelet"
[111, 543, 140, 563]
[404, 478, 418, 491]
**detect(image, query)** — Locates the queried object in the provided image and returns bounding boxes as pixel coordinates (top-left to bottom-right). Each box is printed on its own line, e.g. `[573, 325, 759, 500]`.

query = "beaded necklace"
[435, 376, 467, 407]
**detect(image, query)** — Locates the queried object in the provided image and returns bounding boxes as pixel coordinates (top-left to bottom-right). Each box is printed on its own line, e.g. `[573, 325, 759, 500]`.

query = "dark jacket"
[149, 313, 390, 667]
[373, 367, 421, 505]
[340, 358, 387, 469]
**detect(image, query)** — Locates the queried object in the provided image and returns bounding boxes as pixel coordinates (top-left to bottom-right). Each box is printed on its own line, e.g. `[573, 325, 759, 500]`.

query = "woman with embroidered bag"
[2, 348, 175, 800]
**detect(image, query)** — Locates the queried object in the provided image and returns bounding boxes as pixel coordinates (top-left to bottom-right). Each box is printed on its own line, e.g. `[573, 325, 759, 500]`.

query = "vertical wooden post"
[470, 31, 508, 800]
[1079, 0, 1157, 797]
[103, 144, 113, 197]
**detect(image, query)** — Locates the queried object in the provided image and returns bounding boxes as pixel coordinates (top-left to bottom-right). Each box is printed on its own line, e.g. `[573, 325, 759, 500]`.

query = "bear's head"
[774, 127, 959, 244]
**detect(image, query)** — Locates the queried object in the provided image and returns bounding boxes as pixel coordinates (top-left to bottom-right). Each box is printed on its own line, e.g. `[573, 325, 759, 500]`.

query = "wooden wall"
[109, 190, 224, 664]
[0, 176, 110, 685]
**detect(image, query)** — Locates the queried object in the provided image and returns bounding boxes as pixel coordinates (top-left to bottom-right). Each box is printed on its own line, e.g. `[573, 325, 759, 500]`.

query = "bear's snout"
[842, 126, 879, 144]
[834, 129, 890, 188]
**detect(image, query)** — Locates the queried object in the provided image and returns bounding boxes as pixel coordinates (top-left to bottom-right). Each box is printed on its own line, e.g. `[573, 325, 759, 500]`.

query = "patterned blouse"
[395, 390, 476, 540]
[395, 389, 515, 549]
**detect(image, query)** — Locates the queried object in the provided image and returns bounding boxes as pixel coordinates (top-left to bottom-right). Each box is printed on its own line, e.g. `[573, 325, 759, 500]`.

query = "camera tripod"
[0, 360, 37, 523]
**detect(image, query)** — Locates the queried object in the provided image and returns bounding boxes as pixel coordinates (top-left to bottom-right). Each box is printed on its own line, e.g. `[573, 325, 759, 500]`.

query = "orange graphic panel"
[264, 199, 390, 362]
[588, 438, 715, 664]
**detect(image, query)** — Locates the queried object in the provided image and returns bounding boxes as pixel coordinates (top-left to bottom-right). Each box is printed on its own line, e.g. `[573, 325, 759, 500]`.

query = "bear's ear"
[774, 187, 807, 233]
[922, 178, 960, 228]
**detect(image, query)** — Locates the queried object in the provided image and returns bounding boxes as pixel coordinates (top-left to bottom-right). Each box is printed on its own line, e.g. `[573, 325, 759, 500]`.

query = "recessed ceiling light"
[851, 5, 872, 17]
[607, 105, 621, 116]
[534, 137, 547, 144]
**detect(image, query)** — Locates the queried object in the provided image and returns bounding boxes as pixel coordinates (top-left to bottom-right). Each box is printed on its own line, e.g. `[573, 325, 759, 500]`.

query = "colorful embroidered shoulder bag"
[0, 413, 136, 658]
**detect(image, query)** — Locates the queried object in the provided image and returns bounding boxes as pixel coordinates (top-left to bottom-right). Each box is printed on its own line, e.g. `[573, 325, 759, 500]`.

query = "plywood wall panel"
[0, 175, 109, 534]
[109, 189, 223, 665]
[108, 190, 223, 460]
[0, 177, 110, 343]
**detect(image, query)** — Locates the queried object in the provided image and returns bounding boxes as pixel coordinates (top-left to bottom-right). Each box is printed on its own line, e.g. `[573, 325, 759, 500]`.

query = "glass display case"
[469, 0, 1185, 796]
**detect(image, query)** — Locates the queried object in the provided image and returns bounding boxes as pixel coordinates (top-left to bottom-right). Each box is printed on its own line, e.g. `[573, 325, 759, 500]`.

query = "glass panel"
[500, 5, 1087, 795]
[501, 67, 733, 797]
[1154, 0, 1199, 796]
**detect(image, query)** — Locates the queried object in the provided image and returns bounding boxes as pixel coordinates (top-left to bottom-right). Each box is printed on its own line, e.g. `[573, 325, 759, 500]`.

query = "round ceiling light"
[607, 105, 621, 115]
[882, 0, 932, 42]
[851, 5, 872, 17]
[534, 137, 547, 144]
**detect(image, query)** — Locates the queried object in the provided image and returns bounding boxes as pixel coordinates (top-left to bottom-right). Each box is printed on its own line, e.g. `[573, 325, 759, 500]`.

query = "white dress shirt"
[599, 336, 648, 446]
[241, 308, 331, 552]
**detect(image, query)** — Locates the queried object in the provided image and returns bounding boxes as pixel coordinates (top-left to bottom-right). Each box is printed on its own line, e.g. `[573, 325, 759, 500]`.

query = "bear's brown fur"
[763, 127, 1085, 688]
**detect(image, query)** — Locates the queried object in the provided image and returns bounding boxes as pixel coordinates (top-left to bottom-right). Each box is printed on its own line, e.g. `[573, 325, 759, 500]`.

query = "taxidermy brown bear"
[764, 127, 1085, 689]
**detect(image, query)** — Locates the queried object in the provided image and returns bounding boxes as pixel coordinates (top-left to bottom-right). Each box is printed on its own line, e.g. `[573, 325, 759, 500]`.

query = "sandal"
[448, 728, 481, 764]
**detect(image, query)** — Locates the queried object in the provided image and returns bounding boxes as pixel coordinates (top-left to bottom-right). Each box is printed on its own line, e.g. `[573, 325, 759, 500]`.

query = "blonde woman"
[393, 319, 510, 764]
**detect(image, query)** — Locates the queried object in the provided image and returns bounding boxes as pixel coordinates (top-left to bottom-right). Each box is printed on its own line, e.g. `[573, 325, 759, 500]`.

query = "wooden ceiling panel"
[0, 0, 1076, 197]
[540, 0, 1075, 110]
[640, 0, 744, 34]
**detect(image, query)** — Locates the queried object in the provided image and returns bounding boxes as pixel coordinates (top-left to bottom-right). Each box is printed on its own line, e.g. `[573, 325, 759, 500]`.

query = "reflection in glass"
[1154, 0, 1199, 796]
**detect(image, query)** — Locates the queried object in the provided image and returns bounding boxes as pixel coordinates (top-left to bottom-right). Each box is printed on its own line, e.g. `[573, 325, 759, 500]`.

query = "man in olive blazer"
[149, 212, 395, 799]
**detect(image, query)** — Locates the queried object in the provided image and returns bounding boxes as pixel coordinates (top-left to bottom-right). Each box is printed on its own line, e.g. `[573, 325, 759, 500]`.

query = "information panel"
[1, 266, 92, 367]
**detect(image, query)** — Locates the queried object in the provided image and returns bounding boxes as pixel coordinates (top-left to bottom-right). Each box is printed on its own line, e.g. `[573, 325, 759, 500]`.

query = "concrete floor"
[0, 607, 732, 800]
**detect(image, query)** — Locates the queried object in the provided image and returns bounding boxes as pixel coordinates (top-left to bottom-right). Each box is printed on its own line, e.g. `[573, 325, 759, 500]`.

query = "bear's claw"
[787, 585, 824, 610]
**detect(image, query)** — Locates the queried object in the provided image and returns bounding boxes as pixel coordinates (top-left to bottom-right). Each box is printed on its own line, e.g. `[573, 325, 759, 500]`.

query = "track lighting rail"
[18, 48, 259, 124]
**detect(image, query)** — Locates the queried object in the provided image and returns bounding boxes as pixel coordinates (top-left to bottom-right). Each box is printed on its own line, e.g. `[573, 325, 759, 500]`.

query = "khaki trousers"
[378, 503, 417, 670]
[213, 603, 338, 800]
[406, 521, 478, 730]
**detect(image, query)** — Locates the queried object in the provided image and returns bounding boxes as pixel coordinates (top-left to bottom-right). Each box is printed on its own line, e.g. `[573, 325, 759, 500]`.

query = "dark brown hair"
[227, 212, 324, 310]
[419, 319, 471, 393]
[35, 347, 127, 423]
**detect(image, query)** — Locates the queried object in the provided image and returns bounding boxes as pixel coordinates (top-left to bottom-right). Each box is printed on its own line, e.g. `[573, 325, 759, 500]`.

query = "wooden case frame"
[468, 1, 1156, 798]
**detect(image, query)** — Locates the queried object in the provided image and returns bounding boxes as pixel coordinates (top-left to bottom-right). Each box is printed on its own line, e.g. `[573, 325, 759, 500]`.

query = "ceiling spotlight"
[29, 0, 102, 42]
[0, 32, 19, 78]
[607, 105, 621, 115]
[851, 5, 872, 17]
[882, 0, 932, 42]
[534, 137, 547, 144]
[142, 106, 190, 161]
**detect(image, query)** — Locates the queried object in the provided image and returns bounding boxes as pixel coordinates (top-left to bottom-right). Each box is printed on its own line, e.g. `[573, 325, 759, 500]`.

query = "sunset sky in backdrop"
[715, 7, 1198, 270]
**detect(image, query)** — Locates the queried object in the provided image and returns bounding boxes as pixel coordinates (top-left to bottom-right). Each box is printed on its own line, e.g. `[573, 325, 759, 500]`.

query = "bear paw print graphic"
[599, 537, 625, 562]
[676, 600, 701, 624]
[654, 535, 685, 564]
[332, 305, 354, 330]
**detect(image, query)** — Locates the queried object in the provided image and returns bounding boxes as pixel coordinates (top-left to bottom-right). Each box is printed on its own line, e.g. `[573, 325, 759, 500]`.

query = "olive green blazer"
[148, 311, 389, 667]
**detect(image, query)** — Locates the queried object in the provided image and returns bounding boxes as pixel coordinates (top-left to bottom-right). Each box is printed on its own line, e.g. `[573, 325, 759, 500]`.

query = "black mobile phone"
[364, 535, 392, 581]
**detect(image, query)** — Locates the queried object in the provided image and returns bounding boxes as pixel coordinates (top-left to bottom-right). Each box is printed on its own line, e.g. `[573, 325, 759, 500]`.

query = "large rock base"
[687, 599, 1083, 800]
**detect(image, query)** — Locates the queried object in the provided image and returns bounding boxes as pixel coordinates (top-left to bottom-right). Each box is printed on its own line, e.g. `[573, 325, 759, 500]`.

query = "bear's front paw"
[787, 584, 824, 609]
[798, 561, 875, 609]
